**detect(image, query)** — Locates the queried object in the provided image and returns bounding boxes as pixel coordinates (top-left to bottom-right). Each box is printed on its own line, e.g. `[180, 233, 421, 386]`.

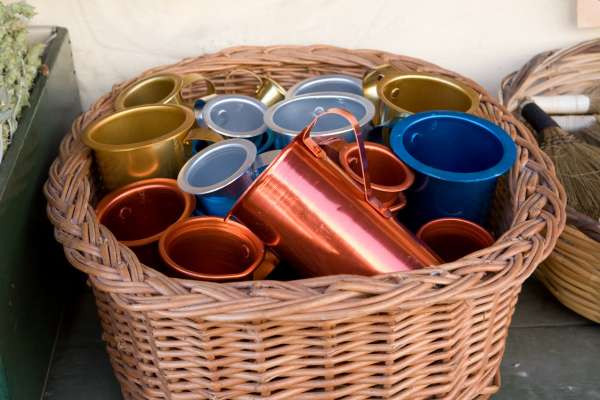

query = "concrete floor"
[42, 278, 600, 400]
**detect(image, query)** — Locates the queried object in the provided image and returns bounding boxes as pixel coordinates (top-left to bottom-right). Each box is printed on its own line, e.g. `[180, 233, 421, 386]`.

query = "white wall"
[23, 0, 600, 109]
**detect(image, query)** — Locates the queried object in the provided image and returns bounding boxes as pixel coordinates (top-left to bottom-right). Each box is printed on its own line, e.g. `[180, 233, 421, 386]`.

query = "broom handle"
[531, 95, 595, 114]
[521, 102, 558, 143]
[551, 115, 598, 131]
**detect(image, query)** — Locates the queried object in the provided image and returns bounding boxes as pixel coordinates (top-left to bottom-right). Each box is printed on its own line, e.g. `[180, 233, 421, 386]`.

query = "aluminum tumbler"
[230, 108, 441, 277]
[95, 178, 195, 268]
[178, 139, 257, 217]
[82, 104, 203, 191]
[159, 217, 277, 281]
[196, 95, 273, 153]
[286, 74, 363, 98]
[417, 218, 494, 262]
[390, 111, 517, 229]
[264, 93, 375, 149]
[321, 138, 413, 213]
[114, 73, 215, 110]
[363, 65, 480, 126]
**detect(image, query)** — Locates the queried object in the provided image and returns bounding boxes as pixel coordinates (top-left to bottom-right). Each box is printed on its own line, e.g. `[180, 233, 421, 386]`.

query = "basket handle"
[299, 108, 388, 216]
[180, 73, 216, 108]
[225, 69, 286, 107]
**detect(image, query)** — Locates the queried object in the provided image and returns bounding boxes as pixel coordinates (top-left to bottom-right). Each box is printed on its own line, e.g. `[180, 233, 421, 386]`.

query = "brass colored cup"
[95, 178, 195, 269]
[226, 69, 286, 107]
[363, 65, 480, 126]
[114, 73, 216, 111]
[82, 104, 202, 191]
[255, 76, 287, 107]
[159, 217, 277, 282]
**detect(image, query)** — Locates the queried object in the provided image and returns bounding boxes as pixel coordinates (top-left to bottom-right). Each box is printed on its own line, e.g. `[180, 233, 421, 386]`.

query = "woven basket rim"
[44, 44, 566, 321]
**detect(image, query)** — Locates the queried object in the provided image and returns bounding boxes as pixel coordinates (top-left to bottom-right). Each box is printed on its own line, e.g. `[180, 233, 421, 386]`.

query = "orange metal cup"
[95, 178, 196, 268]
[158, 217, 277, 282]
[417, 218, 494, 262]
[322, 139, 414, 213]
[229, 108, 441, 277]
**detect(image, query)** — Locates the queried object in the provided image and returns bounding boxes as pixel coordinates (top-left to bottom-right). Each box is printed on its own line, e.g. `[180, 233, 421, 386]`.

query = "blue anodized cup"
[389, 111, 517, 229]
[178, 139, 257, 217]
[177, 139, 280, 217]
[194, 94, 273, 154]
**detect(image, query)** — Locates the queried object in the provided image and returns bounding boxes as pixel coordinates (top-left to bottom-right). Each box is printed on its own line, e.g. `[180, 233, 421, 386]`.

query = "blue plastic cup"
[390, 111, 516, 229]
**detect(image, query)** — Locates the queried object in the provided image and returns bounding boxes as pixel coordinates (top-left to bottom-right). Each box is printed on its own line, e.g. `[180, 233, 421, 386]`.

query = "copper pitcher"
[229, 108, 441, 277]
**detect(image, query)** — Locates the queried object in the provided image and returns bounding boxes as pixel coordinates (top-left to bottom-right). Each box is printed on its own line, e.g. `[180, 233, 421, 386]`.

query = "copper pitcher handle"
[299, 107, 389, 217]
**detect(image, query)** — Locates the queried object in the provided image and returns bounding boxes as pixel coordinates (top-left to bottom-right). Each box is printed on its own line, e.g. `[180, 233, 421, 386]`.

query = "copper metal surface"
[82, 104, 196, 191]
[159, 217, 275, 281]
[339, 140, 414, 212]
[417, 218, 494, 262]
[114, 73, 216, 110]
[95, 178, 195, 267]
[229, 108, 441, 277]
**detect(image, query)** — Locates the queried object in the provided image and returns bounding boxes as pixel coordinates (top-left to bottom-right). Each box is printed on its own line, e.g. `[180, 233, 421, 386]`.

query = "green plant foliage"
[0, 1, 43, 159]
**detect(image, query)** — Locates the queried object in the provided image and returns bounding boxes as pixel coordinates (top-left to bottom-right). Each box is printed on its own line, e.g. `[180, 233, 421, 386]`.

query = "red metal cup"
[229, 108, 441, 277]
[417, 218, 494, 262]
[158, 217, 277, 281]
[95, 178, 196, 268]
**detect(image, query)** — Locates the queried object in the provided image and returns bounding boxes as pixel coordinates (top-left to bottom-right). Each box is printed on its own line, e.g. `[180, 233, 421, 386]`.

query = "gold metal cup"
[226, 69, 286, 107]
[363, 65, 480, 126]
[82, 104, 213, 191]
[114, 73, 216, 111]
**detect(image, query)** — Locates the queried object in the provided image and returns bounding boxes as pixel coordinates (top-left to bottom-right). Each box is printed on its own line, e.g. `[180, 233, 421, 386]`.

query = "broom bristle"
[543, 126, 600, 219]
[577, 115, 600, 147]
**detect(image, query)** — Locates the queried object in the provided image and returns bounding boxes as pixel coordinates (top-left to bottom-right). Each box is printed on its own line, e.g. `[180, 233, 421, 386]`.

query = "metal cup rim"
[417, 217, 495, 246]
[202, 94, 267, 139]
[263, 92, 375, 139]
[82, 104, 195, 152]
[114, 73, 182, 111]
[95, 178, 196, 247]
[390, 111, 517, 183]
[158, 216, 265, 281]
[177, 139, 257, 195]
[286, 74, 363, 99]
[377, 71, 480, 115]
[339, 141, 415, 193]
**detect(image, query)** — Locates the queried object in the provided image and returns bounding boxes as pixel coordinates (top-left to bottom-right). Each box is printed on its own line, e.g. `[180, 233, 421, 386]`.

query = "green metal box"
[0, 27, 81, 400]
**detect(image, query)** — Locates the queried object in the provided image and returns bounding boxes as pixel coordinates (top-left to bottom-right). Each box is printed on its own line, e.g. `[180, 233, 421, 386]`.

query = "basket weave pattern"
[45, 46, 565, 399]
[501, 38, 600, 324]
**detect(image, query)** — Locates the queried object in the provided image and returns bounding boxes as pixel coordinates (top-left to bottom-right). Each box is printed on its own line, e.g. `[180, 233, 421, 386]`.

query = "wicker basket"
[45, 45, 565, 399]
[501, 38, 600, 324]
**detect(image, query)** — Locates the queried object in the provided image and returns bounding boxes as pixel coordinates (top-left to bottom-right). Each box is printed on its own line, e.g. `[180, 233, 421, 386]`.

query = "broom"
[522, 101, 600, 219]
[534, 87, 600, 146]
[551, 114, 600, 147]
[531, 87, 600, 114]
